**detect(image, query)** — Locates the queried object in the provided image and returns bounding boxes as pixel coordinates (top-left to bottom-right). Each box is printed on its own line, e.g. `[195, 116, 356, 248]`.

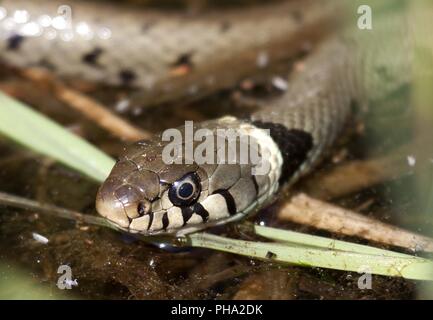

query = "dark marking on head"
[7, 34, 25, 50]
[251, 176, 259, 195]
[213, 189, 237, 216]
[252, 121, 313, 184]
[180, 203, 209, 225]
[172, 52, 194, 69]
[147, 212, 154, 230]
[181, 206, 194, 226]
[118, 69, 136, 86]
[82, 47, 103, 66]
[194, 203, 209, 223]
[162, 212, 169, 230]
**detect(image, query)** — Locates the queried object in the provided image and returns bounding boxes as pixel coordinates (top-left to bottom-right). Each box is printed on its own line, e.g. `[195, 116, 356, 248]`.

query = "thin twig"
[0, 191, 114, 230]
[20, 68, 151, 142]
[302, 144, 413, 200]
[278, 193, 433, 252]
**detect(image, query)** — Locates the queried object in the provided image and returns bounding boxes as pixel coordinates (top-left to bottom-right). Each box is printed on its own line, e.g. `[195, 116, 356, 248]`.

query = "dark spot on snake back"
[290, 10, 303, 23]
[142, 21, 154, 32]
[252, 121, 313, 184]
[119, 69, 137, 85]
[172, 52, 194, 69]
[220, 21, 231, 32]
[7, 34, 25, 50]
[82, 47, 103, 66]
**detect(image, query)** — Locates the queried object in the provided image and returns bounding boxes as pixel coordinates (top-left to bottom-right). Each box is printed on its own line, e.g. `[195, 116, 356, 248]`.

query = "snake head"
[96, 119, 283, 236]
[95, 149, 216, 236]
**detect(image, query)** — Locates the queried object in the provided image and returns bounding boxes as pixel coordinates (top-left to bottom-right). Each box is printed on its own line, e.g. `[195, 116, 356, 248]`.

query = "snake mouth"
[95, 186, 130, 229]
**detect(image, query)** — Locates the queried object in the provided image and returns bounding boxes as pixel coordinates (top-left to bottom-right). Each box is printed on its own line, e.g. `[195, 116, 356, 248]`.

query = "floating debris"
[407, 155, 416, 167]
[32, 232, 49, 244]
[114, 99, 130, 113]
[272, 76, 288, 91]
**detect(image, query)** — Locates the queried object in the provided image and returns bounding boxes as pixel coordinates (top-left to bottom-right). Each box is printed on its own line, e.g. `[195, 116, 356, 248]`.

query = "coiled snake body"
[0, 0, 412, 235]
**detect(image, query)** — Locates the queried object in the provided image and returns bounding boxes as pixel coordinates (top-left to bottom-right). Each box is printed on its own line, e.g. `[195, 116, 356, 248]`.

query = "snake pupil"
[178, 182, 194, 199]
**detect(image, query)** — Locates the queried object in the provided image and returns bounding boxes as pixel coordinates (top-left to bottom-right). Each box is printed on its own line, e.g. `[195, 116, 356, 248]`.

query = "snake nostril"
[137, 200, 151, 216]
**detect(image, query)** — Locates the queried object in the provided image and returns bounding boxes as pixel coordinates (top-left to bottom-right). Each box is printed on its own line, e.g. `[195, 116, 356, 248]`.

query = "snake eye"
[168, 172, 201, 207]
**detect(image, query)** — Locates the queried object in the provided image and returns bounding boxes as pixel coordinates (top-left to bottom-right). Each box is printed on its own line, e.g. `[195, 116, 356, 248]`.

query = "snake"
[0, 0, 415, 236]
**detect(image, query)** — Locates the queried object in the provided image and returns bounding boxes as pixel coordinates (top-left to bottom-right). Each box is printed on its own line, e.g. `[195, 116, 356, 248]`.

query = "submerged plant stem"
[278, 193, 433, 252]
[0, 191, 114, 230]
[185, 232, 433, 281]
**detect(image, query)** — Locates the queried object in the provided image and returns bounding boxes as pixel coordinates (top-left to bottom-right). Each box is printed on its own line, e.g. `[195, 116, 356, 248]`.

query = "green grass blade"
[186, 232, 433, 281]
[0, 92, 115, 181]
[252, 224, 413, 258]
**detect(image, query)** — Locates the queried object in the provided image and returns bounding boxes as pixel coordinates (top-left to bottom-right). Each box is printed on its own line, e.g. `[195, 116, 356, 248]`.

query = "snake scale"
[0, 0, 413, 236]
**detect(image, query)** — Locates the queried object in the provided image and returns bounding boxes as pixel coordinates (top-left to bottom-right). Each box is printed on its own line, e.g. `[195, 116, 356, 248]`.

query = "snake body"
[0, 0, 338, 107]
[0, 1, 413, 235]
